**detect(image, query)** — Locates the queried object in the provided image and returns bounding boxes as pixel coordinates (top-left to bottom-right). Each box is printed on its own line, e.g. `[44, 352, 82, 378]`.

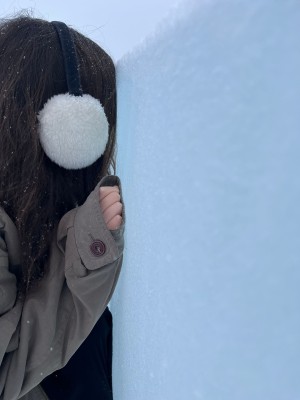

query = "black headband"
[51, 21, 83, 96]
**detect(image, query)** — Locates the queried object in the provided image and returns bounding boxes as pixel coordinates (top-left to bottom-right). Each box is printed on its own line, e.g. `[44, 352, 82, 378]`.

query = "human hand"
[99, 185, 123, 230]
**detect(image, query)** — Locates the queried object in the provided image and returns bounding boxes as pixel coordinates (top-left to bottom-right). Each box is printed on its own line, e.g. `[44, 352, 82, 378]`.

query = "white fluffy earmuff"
[37, 21, 109, 170]
[37, 93, 109, 169]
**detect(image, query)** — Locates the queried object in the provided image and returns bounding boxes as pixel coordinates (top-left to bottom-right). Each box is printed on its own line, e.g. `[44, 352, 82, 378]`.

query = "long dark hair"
[0, 14, 117, 298]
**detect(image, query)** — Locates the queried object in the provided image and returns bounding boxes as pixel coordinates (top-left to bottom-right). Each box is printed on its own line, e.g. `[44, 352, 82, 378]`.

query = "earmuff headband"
[37, 20, 109, 170]
[51, 21, 83, 96]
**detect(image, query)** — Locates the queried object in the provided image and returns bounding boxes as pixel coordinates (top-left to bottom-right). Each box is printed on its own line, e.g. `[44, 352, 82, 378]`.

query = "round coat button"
[90, 240, 106, 257]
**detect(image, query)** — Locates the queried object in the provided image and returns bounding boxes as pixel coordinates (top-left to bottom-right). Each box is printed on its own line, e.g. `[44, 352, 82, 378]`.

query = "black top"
[41, 307, 113, 400]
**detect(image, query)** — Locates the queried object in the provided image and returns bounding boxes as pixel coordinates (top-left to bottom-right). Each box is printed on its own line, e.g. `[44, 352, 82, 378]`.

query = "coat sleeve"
[0, 203, 23, 318]
[0, 175, 126, 400]
[0, 235, 17, 317]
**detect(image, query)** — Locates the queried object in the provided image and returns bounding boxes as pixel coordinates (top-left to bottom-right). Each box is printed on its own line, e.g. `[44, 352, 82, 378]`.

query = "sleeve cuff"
[73, 175, 125, 270]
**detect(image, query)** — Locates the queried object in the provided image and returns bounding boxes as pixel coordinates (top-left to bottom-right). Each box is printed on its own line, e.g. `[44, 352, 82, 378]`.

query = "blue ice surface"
[111, 0, 300, 399]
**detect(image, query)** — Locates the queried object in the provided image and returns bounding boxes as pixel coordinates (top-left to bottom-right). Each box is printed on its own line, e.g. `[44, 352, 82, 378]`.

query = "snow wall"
[111, 1, 300, 399]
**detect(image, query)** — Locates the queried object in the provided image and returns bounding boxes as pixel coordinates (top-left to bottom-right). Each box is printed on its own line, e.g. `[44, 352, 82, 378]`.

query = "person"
[0, 14, 125, 400]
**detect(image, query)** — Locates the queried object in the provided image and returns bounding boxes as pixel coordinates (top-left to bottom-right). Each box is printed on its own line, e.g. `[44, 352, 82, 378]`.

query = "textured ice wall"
[111, 1, 300, 399]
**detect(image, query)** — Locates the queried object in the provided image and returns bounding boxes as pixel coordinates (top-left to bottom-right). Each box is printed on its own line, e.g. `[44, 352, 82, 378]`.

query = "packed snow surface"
[111, 1, 300, 399]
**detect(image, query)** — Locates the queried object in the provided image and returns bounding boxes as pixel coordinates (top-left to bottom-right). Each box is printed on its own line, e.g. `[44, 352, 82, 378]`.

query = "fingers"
[99, 185, 120, 201]
[106, 214, 123, 230]
[99, 185, 123, 230]
[102, 201, 123, 226]
[99, 189, 121, 213]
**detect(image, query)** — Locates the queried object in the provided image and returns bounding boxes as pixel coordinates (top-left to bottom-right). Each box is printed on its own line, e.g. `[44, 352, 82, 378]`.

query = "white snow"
[111, 0, 300, 399]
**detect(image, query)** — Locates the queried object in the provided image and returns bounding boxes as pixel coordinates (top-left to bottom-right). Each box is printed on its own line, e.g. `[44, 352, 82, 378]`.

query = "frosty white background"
[1, 0, 178, 61]
[1, 1, 300, 399]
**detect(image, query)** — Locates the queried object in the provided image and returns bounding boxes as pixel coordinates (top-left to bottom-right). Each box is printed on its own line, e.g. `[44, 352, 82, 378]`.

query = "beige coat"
[0, 175, 125, 400]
